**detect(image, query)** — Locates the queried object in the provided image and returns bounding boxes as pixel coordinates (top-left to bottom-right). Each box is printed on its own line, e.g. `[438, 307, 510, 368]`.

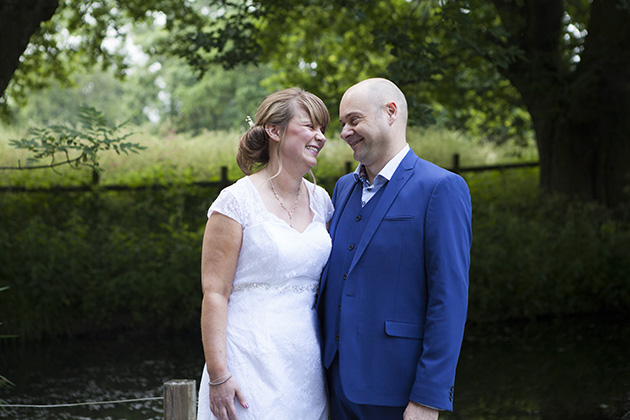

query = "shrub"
[0, 186, 214, 340]
[467, 169, 630, 322]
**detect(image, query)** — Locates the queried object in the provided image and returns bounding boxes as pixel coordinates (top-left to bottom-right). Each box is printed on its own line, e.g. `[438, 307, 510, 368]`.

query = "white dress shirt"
[353, 144, 410, 207]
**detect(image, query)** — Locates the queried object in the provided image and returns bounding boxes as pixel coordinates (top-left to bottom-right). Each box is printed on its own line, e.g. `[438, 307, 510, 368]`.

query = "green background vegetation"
[1, 0, 629, 342]
[2, 128, 629, 340]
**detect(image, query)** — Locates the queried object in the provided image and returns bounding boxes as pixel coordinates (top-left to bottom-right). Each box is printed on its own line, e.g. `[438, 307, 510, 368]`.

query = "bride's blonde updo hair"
[237, 87, 330, 175]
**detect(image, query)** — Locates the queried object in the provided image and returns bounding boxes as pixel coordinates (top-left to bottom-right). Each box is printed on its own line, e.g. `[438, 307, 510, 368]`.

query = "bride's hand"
[209, 377, 249, 420]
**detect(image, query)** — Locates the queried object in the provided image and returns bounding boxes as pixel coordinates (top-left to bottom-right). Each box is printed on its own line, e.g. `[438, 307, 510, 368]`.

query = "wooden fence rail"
[0, 155, 539, 193]
[450, 153, 539, 174]
[0, 166, 233, 193]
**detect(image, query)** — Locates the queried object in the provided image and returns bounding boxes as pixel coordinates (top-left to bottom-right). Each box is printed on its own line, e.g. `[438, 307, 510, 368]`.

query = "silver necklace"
[267, 171, 301, 227]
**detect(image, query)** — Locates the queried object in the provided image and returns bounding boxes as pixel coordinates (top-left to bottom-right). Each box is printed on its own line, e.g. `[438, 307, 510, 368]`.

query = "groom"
[317, 78, 472, 420]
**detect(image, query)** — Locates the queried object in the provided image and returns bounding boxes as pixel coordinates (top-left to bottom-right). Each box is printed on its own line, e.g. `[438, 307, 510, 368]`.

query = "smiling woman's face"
[279, 107, 327, 171]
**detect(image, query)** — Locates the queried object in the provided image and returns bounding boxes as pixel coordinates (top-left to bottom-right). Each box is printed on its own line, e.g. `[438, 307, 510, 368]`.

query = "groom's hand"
[403, 401, 439, 420]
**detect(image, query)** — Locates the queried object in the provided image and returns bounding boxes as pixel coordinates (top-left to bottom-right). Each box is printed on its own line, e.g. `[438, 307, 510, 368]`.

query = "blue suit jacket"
[317, 149, 472, 411]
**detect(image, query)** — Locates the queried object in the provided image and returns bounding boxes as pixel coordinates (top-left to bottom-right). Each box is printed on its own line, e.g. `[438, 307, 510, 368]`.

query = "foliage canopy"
[2, 0, 630, 205]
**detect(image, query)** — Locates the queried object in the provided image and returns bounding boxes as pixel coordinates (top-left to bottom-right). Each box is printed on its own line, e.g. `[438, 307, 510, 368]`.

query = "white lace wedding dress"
[197, 176, 332, 420]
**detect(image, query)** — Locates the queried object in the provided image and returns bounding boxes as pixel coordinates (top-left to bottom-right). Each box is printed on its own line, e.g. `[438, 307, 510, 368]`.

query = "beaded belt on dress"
[231, 282, 318, 294]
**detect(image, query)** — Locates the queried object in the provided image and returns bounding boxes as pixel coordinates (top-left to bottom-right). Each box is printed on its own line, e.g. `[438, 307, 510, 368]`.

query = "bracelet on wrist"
[208, 372, 232, 386]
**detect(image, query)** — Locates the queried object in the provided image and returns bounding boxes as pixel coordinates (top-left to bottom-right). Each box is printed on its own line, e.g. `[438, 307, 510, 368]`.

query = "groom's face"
[339, 89, 391, 171]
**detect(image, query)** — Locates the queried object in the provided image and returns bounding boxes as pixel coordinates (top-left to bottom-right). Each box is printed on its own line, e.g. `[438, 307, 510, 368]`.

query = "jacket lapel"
[327, 174, 356, 239]
[348, 150, 417, 274]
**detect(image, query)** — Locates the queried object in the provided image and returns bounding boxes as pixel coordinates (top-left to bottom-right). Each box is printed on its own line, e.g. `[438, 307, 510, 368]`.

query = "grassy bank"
[1, 125, 629, 340]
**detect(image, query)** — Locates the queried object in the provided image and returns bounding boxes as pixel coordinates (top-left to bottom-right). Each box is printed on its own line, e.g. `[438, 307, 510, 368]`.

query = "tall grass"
[1, 123, 539, 187]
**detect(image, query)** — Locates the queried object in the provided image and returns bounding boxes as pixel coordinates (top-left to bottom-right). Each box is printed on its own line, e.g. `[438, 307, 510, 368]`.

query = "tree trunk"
[557, 0, 630, 207]
[0, 0, 58, 98]
[499, 0, 630, 208]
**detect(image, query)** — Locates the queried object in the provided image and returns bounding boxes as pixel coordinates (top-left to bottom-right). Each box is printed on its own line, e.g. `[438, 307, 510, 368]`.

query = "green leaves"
[6, 105, 145, 174]
[160, 1, 263, 74]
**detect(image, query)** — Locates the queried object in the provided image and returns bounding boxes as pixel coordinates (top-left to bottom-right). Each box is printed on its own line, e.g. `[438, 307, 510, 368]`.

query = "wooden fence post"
[452, 153, 461, 174]
[164, 379, 196, 420]
[92, 169, 100, 185]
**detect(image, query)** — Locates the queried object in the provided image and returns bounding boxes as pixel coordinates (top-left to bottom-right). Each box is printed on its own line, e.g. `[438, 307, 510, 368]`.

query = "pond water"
[1, 316, 628, 420]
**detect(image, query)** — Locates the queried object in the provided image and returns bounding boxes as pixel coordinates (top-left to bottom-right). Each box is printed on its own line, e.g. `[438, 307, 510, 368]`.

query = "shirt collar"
[353, 144, 410, 185]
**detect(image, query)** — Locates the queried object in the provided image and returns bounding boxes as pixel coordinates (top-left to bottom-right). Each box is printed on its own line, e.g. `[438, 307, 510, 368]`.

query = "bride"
[196, 88, 332, 420]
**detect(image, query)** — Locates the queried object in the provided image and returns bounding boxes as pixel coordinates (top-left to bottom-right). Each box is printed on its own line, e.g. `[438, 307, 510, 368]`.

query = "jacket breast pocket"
[382, 215, 414, 221]
[384, 320, 424, 340]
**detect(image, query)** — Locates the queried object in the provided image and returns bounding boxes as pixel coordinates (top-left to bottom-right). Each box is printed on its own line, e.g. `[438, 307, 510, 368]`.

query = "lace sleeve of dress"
[315, 185, 334, 223]
[206, 187, 244, 226]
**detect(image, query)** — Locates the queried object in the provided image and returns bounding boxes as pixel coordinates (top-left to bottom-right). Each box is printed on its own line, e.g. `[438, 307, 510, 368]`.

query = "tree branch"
[0, 155, 82, 170]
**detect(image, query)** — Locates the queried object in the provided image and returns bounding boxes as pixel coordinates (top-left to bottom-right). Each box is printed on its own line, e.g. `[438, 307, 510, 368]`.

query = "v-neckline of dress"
[245, 176, 317, 234]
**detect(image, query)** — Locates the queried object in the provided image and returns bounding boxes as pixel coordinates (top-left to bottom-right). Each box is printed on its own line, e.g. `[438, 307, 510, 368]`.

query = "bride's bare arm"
[200, 213, 248, 420]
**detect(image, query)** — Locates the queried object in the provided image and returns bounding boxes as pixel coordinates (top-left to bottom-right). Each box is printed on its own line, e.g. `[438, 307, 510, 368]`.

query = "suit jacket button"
[355, 216, 362, 221]
[349, 244, 355, 250]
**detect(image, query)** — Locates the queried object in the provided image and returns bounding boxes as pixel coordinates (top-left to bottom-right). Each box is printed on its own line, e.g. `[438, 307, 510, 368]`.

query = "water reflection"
[0, 332, 204, 419]
[444, 316, 630, 420]
[1, 316, 628, 420]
